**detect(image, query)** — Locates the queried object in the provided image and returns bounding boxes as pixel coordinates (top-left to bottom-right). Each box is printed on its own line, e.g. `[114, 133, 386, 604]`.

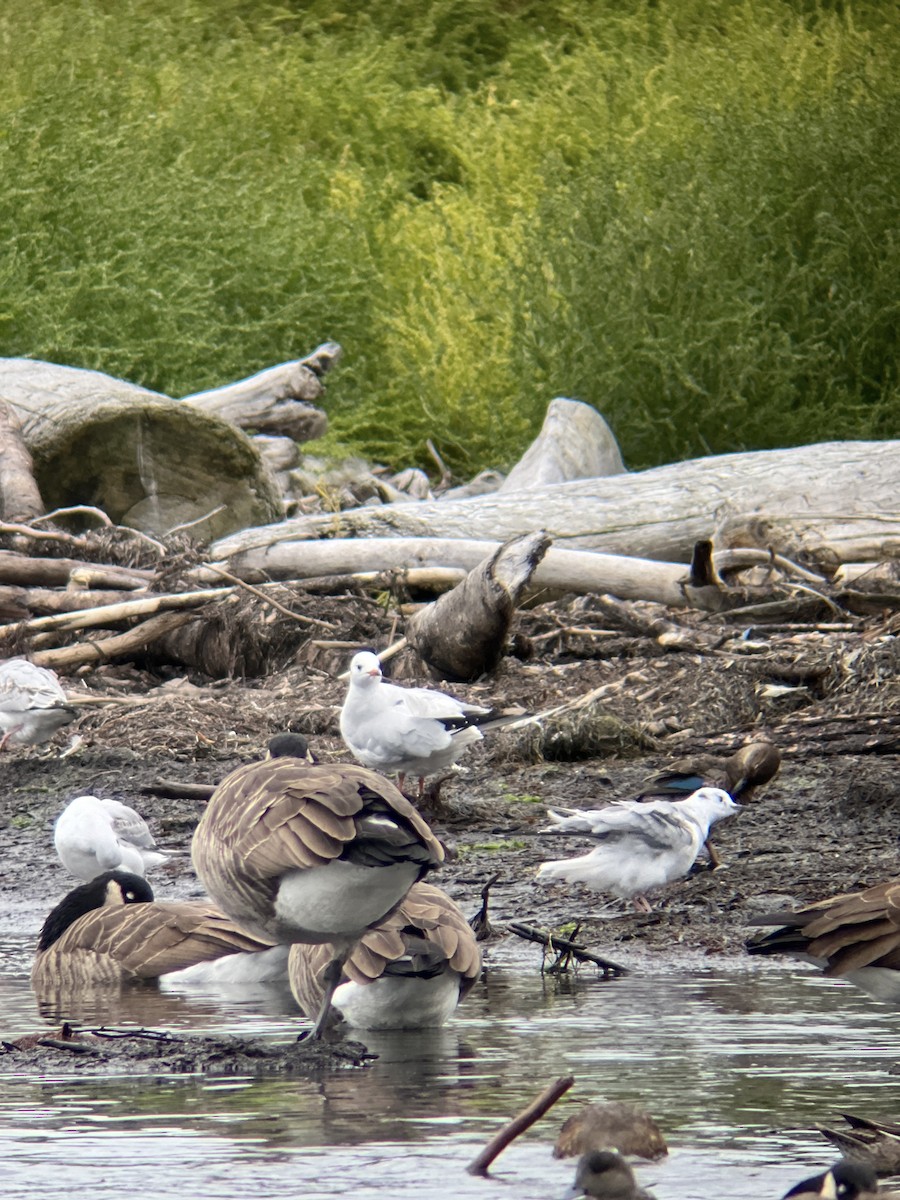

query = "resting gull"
[0, 657, 77, 749]
[54, 795, 169, 882]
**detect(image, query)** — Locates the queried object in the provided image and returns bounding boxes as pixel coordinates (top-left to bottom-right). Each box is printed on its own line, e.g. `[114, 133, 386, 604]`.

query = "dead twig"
[507, 922, 629, 978]
[466, 1074, 576, 1177]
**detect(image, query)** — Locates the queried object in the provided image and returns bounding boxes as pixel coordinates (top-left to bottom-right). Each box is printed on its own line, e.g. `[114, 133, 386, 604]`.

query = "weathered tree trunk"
[210, 441, 900, 566]
[0, 400, 44, 522]
[180, 341, 340, 441]
[200, 536, 695, 605]
[0, 358, 285, 539]
[407, 532, 551, 679]
[498, 397, 625, 492]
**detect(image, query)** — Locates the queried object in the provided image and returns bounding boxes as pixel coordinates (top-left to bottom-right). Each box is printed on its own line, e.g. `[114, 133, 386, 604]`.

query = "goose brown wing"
[32, 902, 272, 989]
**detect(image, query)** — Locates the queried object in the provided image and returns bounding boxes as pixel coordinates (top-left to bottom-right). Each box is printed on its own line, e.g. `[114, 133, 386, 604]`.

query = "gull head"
[678, 786, 741, 833]
[348, 651, 383, 687]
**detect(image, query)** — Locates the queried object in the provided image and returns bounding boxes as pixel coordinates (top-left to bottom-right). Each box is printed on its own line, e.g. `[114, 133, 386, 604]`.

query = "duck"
[746, 879, 900, 1005]
[31, 870, 281, 996]
[638, 740, 780, 867]
[54, 794, 169, 881]
[782, 1159, 886, 1199]
[817, 1114, 900, 1175]
[554, 1101, 668, 1161]
[537, 788, 740, 912]
[0, 657, 77, 749]
[339, 649, 492, 793]
[190, 735, 445, 1039]
[566, 1150, 656, 1200]
[287, 881, 481, 1031]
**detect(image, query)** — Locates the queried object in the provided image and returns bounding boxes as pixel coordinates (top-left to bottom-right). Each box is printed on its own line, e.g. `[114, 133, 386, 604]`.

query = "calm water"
[1, 933, 898, 1200]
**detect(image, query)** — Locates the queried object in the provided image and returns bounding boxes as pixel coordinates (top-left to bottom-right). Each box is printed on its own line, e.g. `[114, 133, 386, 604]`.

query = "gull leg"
[0, 726, 18, 752]
[704, 837, 723, 870]
[297, 952, 346, 1042]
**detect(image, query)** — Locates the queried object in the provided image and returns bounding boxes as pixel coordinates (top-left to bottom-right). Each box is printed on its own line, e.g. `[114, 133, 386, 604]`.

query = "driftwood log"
[497, 397, 625, 491]
[179, 341, 339, 441]
[0, 400, 44, 522]
[406, 532, 551, 679]
[211, 441, 900, 567]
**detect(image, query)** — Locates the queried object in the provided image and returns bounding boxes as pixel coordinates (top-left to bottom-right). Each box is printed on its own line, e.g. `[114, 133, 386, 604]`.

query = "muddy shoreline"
[1, 591, 897, 1071]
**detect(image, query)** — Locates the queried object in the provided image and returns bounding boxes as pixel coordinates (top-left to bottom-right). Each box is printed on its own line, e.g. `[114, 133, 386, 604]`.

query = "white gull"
[339, 650, 492, 790]
[0, 657, 77, 749]
[54, 794, 169, 882]
[537, 787, 740, 912]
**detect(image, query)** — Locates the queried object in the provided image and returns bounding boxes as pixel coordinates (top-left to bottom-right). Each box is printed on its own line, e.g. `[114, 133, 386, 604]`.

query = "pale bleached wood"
[498, 397, 625, 491]
[201, 537, 693, 605]
[210, 441, 900, 566]
[0, 357, 282, 538]
[31, 610, 194, 671]
[0, 586, 234, 639]
[0, 550, 154, 590]
[180, 343, 340, 441]
[0, 400, 44, 522]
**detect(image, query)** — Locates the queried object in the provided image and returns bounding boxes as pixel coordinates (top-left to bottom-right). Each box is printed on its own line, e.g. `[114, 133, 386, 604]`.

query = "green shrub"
[0, 0, 896, 476]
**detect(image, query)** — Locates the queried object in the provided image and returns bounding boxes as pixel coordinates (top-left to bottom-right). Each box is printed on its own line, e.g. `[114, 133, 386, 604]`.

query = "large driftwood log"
[407, 532, 551, 679]
[180, 341, 340, 441]
[498, 397, 625, 492]
[0, 358, 286, 539]
[0, 399, 44, 522]
[201, 537, 695, 605]
[211, 441, 900, 566]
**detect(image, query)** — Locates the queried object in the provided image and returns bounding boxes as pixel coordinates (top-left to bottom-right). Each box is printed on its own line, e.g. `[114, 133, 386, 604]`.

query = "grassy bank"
[1, 1, 897, 474]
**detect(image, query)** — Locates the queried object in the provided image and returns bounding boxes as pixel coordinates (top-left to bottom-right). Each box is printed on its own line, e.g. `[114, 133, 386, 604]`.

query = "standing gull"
[340, 650, 492, 792]
[537, 788, 740, 912]
[0, 657, 77, 749]
[54, 795, 169, 881]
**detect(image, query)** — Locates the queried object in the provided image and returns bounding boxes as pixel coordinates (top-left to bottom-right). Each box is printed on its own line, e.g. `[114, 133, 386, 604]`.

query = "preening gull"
[537, 787, 740, 912]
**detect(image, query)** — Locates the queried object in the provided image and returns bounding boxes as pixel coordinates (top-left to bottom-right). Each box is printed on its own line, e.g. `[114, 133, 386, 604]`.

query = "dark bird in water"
[288, 882, 481, 1030]
[638, 740, 780, 867]
[567, 1150, 656, 1199]
[31, 871, 282, 999]
[782, 1158, 886, 1199]
[817, 1113, 900, 1176]
[747, 878, 900, 1006]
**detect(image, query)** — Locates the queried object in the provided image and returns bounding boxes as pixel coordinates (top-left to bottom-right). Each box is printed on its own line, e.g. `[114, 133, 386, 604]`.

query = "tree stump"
[406, 532, 552, 680]
[0, 358, 283, 539]
[498, 397, 625, 491]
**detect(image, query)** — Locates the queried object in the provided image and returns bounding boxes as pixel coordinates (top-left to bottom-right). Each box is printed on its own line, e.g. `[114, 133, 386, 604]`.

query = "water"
[1, 933, 897, 1199]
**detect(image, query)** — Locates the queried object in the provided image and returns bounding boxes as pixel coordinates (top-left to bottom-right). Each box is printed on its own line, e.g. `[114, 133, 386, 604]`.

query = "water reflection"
[1, 931, 898, 1200]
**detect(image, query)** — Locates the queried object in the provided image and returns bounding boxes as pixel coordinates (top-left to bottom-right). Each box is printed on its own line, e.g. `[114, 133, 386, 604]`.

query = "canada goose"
[567, 1150, 656, 1200]
[782, 1159, 883, 1199]
[0, 657, 77, 749]
[818, 1114, 900, 1175]
[31, 870, 279, 995]
[638, 740, 780, 867]
[339, 650, 492, 791]
[554, 1101, 668, 1161]
[287, 881, 481, 1030]
[746, 879, 900, 1005]
[190, 748, 445, 1039]
[538, 788, 740, 912]
[54, 794, 169, 881]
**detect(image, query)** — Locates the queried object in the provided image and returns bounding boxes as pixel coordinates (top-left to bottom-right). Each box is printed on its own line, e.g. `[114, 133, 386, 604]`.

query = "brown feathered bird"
[31, 870, 278, 997]
[747, 879, 900, 1006]
[288, 882, 481, 1030]
[190, 739, 445, 1039]
[639, 740, 780, 868]
[817, 1114, 900, 1176]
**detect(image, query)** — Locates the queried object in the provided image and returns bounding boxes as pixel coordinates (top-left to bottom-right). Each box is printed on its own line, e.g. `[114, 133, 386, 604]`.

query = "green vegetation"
[2, 1, 897, 474]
